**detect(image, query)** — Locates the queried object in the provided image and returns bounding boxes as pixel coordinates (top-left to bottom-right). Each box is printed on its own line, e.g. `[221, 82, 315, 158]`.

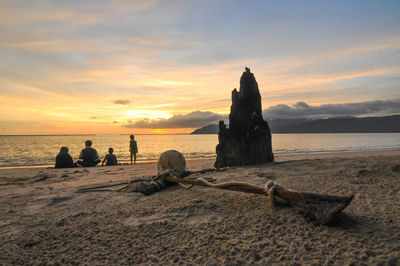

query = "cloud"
[112, 99, 130, 105]
[122, 99, 400, 129]
[263, 99, 400, 119]
[0, 8, 109, 27]
[0, 0, 159, 27]
[122, 111, 227, 129]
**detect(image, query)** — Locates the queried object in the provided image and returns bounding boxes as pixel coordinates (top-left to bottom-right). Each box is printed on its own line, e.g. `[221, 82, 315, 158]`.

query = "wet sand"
[0, 150, 399, 264]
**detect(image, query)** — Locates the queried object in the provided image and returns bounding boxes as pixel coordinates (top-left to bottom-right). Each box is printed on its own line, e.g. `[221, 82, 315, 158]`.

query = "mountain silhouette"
[191, 114, 400, 134]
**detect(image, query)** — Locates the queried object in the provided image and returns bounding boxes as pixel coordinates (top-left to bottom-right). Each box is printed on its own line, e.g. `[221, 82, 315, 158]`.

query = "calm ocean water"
[0, 133, 399, 168]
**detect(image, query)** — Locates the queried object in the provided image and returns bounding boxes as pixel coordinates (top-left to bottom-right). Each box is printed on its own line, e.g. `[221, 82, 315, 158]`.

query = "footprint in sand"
[47, 196, 73, 206]
[33, 173, 57, 182]
[124, 207, 221, 227]
[392, 165, 400, 173]
[69, 170, 90, 177]
[70, 212, 89, 219]
[72, 170, 89, 174]
[124, 213, 182, 226]
[255, 172, 277, 179]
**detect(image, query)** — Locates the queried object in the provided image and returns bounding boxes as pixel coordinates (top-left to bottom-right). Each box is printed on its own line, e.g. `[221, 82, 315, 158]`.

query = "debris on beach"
[76, 169, 353, 225]
[164, 172, 354, 225]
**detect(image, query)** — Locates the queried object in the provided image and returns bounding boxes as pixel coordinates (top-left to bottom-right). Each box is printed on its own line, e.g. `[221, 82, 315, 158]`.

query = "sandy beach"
[0, 150, 399, 265]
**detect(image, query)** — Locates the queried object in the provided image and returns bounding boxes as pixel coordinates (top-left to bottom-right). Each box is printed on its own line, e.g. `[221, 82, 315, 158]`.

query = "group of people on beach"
[55, 135, 138, 168]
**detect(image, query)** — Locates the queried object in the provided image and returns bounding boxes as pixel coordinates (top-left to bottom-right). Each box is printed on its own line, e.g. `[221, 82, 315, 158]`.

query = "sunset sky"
[1, 0, 399, 134]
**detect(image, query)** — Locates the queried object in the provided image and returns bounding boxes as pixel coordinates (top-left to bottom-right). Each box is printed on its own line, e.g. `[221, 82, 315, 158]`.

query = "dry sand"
[0, 150, 399, 265]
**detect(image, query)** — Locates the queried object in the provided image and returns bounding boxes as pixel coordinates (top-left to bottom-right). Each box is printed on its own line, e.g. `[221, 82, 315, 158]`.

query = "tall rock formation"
[215, 67, 274, 168]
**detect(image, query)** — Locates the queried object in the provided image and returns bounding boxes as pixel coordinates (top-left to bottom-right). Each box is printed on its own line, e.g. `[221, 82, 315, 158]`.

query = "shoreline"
[1, 148, 399, 170]
[275, 148, 400, 161]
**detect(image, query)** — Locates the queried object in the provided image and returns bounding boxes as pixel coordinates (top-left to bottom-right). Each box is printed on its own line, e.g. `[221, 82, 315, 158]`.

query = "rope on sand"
[75, 179, 150, 193]
[74, 168, 223, 193]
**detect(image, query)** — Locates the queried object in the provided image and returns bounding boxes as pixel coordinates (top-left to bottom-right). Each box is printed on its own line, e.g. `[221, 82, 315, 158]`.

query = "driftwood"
[75, 169, 221, 194]
[166, 176, 354, 225]
[75, 169, 353, 225]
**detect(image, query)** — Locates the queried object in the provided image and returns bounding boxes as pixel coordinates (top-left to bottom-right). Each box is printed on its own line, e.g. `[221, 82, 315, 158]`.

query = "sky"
[0, 0, 399, 134]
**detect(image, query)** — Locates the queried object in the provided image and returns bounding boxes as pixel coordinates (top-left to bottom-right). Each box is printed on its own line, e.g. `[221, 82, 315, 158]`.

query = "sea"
[0, 133, 399, 168]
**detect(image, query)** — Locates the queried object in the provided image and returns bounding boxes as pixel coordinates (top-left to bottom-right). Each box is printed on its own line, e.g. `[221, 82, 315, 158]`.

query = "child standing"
[129, 135, 138, 164]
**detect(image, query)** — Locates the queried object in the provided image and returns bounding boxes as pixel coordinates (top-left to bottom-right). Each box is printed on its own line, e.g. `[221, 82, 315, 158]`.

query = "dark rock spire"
[215, 67, 274, 168]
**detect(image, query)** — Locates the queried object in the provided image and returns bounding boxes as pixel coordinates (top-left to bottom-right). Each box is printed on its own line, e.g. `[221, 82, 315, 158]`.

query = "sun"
[151, 129, 168, 134]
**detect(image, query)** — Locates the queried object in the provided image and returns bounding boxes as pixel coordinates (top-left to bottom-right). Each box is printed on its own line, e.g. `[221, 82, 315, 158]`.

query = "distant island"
[191, 114, 400, 134]
[191, 124, 220, 134]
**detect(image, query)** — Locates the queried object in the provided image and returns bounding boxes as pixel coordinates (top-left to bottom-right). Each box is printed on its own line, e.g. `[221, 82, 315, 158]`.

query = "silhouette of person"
[55, 146, 76, 168]
[102, 147, 118, 166]
[77, 140, 101, 167]
[129, 135, 138, 164]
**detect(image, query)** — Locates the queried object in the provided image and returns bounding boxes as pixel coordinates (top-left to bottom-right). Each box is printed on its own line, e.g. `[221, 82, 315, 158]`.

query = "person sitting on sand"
[55, 146, 76, 168]
[102, 147, 118, 166]
[76, 140, 101, 167]
[129, 135, 138, 164]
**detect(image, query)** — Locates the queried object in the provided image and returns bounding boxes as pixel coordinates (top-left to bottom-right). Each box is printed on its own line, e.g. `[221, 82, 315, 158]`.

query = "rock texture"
[215, 67, 274, 168]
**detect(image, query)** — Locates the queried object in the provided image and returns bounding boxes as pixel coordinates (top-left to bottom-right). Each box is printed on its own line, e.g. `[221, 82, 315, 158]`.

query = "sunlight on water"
[0, 133, 399, 167]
